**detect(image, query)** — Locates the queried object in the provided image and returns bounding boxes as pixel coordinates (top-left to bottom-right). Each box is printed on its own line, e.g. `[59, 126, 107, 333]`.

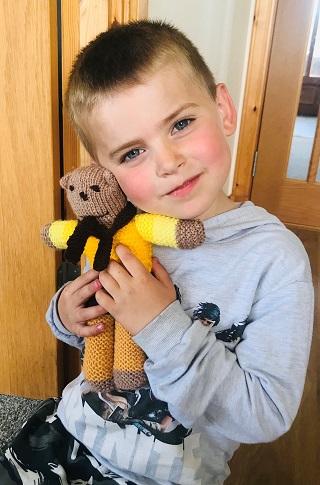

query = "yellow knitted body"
[111, 219, 153, 271]
[83, 314, 115, 389]
[107, 220, 152, 390]
[43, 213, 194, 391]
[82, 219, 151, 391]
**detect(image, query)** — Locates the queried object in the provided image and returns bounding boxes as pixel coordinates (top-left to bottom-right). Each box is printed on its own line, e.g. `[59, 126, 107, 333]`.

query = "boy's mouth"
[166, 174, 201, 197]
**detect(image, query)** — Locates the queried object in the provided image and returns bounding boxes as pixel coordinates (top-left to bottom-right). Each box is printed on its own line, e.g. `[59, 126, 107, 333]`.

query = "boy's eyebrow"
[109, 139, 145, 159]
[161, 103, 199, 126]
[109, 103, 199, 159]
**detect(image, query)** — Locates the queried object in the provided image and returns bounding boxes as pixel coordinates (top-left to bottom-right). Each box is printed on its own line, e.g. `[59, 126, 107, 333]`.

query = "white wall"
[148, 0, 255, 194]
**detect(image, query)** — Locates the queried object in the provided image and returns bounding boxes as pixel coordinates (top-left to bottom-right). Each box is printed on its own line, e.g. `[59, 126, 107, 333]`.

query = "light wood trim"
[108, 0, 148, 27]
[231, 0, 278, 202]
[79, 1, 111, 168]
[80, 0, 109, 49]
[61, 0, 80, 178]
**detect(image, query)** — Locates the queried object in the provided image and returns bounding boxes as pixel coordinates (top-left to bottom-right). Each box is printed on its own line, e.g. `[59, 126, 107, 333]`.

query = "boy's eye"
[122, 148, 144, 162]
[173, 118, 192, 133]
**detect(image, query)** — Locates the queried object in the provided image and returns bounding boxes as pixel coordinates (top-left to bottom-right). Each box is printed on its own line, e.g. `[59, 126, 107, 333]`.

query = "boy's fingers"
[77, 278, 103, 304]
[95, 289, 116, 314]
[115, 244, 148, 277]
[77, 269, 101, 287]
[61, 270, 101, 303]
[81, 303, 106, 322]
[99, 267, 121, 293]
[75, 321, 106, 338]
[151, 257, 172, 286]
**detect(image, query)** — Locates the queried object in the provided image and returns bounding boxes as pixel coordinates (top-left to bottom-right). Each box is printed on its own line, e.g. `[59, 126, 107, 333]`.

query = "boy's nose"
[155, 145, 186, 176]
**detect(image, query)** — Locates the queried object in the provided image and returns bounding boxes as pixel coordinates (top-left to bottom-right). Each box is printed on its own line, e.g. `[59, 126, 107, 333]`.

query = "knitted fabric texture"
[83, 313, 115, 392]
[64, 204, 137, 271]
[134, 214, 205, 249]
[62, 165, 127, 223]
[41, 166, 205, 392]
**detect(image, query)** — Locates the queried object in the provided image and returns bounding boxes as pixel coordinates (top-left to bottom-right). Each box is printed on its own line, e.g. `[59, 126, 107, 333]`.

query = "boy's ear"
[216, 83, 237, 136]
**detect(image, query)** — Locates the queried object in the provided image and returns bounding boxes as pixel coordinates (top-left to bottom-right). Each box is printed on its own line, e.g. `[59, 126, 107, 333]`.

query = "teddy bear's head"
[60, 165, 128, 227]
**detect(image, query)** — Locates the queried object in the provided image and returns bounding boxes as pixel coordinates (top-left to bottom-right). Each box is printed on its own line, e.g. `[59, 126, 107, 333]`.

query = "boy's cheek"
[209, 131, 231, 168]
[191, 125, 228, 163]
[117, 173, 152, 206]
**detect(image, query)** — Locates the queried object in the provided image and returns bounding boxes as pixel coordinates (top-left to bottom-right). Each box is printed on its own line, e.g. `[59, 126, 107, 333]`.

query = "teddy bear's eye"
[90, 185, 100, 192]
[69, 185, 74, 191]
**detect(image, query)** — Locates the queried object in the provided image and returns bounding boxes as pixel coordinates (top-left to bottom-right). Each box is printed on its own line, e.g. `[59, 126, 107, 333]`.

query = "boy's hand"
[57, 269, 107, 337]
[96, 245, 176, 335]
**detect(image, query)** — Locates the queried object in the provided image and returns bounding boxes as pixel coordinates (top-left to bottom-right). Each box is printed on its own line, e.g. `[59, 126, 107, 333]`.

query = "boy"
[0, 20, 313, 485]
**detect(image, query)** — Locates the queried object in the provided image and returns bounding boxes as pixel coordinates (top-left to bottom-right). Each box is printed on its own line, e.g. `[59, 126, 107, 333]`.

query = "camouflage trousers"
[0, 398, 136, 485]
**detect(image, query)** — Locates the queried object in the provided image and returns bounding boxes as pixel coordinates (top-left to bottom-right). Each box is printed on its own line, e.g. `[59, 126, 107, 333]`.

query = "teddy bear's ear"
[60, 172, 71, 190]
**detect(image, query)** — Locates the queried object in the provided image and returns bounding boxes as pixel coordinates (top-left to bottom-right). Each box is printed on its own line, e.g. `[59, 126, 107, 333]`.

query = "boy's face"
[89, 64, 237, 220]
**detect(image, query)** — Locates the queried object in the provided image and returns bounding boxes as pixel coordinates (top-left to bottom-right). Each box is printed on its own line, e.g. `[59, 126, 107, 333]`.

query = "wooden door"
[0, 0, 62, 399]
[251, 0, 320, 229]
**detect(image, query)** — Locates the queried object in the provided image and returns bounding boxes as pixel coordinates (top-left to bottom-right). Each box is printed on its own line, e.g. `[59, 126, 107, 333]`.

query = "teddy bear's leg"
[113, 321, 148, 390]
[82, 314, 115, 392]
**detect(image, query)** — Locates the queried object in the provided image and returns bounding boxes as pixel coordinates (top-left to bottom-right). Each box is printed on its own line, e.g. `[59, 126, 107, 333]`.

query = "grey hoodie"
[47, 202, 314, 485]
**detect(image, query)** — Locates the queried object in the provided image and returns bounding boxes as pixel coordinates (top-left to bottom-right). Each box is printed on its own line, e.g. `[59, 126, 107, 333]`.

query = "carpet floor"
[0, 394, 41, 452]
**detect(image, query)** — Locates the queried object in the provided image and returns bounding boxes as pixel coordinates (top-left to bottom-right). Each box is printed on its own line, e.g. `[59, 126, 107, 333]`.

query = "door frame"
[231, 0, 278, 202]
[233, 0, 320, 230]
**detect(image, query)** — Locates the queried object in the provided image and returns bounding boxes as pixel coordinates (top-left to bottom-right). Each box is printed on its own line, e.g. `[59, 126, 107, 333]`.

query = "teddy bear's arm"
[134, 213, 205, 249]
[41, 220, 78, 250]
[41, 219, 98, 269]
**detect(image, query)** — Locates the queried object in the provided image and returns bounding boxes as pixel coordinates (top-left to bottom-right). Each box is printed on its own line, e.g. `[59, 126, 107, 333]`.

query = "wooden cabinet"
[0, 0, 147, 399]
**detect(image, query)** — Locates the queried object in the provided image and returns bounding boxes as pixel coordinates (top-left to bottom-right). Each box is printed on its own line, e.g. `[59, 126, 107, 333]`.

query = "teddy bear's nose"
[79, 191, 88, 201]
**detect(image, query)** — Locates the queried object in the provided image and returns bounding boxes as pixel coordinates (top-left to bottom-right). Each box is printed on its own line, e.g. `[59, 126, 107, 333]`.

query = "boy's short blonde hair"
[65, 20, 217, 159]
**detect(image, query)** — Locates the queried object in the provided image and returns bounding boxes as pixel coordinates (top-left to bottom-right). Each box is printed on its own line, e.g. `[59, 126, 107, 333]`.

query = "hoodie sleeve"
[46, 284, 85, 351]
[133, 263, 314, 444]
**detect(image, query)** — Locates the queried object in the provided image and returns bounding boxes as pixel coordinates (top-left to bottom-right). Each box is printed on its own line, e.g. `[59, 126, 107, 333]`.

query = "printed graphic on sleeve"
[192, 302, 250, 343]
[193, 302, 221, 327]
[215, 319, 250, 343]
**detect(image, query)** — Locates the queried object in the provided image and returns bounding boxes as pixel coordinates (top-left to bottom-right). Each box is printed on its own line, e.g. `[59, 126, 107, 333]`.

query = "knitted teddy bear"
[41, 165, 205, 392]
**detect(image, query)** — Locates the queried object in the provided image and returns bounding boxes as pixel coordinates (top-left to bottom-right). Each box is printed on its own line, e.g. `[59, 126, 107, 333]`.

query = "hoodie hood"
[203, 201, 284, 243]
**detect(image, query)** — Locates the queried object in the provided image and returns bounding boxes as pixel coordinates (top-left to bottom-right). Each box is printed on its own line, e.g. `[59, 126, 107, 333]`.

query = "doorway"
[250, 0, 320, 229]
